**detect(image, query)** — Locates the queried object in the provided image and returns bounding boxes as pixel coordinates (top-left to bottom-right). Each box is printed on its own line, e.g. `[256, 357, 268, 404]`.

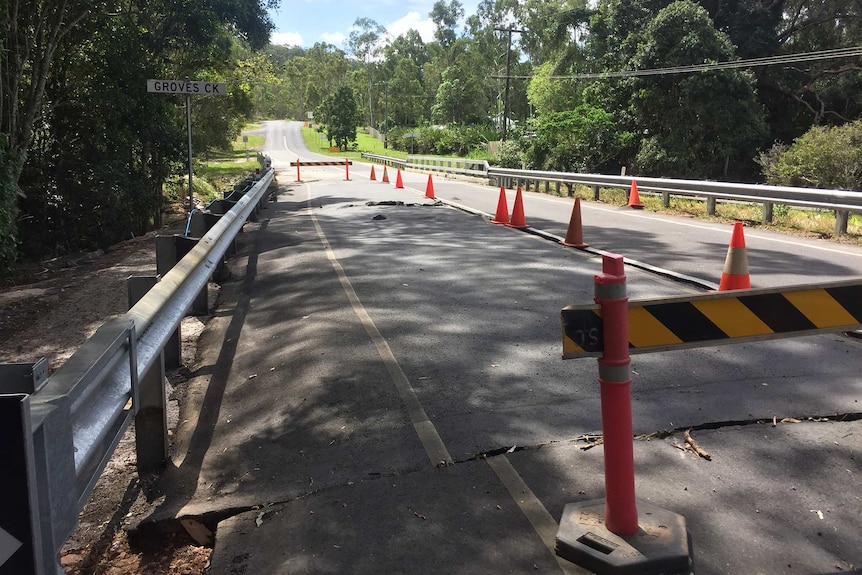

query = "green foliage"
[758, 121, 862, 190]
[316, 86, 361, 150]
[386, 124, 497, 156]
[493, 139, 527, 169]
[0, 141, 20, 273]
[430, 0, 464, 48]
[525, 104, 634, 172]
[166, 175, 219, 205]
[1, 0, 275, 270]
[585, 0, 766, 179]
[431, 60, 487, 124]
[527, 62, 581, 116]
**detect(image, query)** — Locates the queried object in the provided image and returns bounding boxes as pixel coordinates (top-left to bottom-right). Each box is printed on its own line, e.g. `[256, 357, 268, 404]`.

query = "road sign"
[562, 279, 862, 358]
[146, 79, 227, 95]
[0, 527, 23, 572]
[147, 79, 228, 213]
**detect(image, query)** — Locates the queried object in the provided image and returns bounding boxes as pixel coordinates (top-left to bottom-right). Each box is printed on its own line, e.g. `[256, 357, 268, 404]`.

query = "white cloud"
[271, 32, 304, 46]
[321, 31, 347, 46]
[386, 11, 436, 43]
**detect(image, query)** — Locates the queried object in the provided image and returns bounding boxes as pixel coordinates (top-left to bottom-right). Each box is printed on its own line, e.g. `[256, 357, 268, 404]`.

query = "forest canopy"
[3, 0, 861, 272]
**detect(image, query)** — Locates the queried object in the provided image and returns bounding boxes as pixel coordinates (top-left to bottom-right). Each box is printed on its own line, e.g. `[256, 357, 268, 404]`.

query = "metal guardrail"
[488, 168, 862, 235]
[360, 152, 405, 170]
[0, 162, 274, 575]
[405, 155, 489, 178]
[360, 152, 861, 234]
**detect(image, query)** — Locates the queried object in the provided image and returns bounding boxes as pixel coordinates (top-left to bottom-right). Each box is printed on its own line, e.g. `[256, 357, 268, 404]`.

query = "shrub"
[758, 121, 862, 190]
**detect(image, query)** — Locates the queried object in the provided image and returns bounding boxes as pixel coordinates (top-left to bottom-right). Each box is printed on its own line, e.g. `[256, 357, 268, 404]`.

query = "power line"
[491, 46, 862, 81]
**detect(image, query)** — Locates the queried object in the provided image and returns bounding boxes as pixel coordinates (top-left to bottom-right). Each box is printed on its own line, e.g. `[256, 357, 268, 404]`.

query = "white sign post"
[147, 79, 228, 214]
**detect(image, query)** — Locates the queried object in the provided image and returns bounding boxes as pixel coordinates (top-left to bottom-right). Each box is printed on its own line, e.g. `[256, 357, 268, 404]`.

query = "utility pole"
[383, 82, 389, 149]
[495, 27, 525, 141]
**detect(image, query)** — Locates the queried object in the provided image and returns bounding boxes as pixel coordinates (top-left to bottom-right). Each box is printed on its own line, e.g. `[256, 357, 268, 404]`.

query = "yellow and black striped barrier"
[289, 160, 352, 166]
[562, 279, 862, 358]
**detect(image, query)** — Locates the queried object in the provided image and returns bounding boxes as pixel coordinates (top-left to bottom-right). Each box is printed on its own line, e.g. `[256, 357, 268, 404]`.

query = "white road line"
[486, 456, 588, 575]
[306, 184, 452, 467]
[305, 181, 578, 574]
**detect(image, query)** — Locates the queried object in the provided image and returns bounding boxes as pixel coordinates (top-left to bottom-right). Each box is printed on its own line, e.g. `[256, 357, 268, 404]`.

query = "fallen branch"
[684, 429, 712, 461]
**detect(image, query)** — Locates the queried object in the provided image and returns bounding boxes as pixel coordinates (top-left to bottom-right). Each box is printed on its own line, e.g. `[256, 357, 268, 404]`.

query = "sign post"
[147, 79, 228, 214]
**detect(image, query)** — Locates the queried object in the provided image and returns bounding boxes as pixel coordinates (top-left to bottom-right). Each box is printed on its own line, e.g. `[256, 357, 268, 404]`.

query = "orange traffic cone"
[395, 169, 404, 189]
[370, 165, 377, 180]
[382, 166, 390, 183]
[425, 174, 435, 199]
[490, 187, 509, 224]
[628, 180, 644, 209]
[506, 187, 527, 229]
[718, 222, 751, 291]
[562, 197, 588, 248]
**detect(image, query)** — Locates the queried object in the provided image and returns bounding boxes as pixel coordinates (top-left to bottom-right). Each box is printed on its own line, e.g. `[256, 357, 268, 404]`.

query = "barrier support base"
[556, 499, 692, 575]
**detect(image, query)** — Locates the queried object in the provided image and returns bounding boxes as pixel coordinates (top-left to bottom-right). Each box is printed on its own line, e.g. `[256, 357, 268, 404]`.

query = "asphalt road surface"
[151, 121, 862, 575]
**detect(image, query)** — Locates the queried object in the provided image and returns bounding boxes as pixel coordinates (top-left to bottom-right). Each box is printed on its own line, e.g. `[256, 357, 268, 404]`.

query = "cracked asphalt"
[145, 163, 862, 574]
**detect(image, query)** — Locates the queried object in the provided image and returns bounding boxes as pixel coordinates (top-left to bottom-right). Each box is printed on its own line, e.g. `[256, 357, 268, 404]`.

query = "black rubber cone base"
[556, 499, 692, 575]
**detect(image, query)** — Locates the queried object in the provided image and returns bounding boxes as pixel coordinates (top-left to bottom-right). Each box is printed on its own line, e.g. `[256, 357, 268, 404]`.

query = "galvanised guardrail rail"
[360, 153, 490, 179]
[361, 151, 860, 235]
[489, 167, 862, 235]
[405, 155, 489, 178]
[360, 152, 405, 169]
[0, 161, 273, 575]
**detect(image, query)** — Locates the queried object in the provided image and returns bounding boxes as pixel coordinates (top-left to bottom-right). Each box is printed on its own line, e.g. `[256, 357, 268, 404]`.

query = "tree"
[431, 45, 489, 124]
[525, 105, 634, 172]
[629, 1, 766, 178]
[317, 86, 361, 150]
[1, 0, 105, 267]
[348, 18, 386, 127]
[3, 0, 277, 269]
[430, 0, 465, 49]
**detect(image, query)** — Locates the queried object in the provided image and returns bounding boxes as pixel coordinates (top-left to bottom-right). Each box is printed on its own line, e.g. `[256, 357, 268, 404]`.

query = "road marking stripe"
[306, 187, 452, 467]
[306, 181, 580, 574]
[486, 456, 588, 575]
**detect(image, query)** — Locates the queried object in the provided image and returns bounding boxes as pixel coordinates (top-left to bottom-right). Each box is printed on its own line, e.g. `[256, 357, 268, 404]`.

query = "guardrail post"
[835, 210, 849, 235]
[593, 185, 600, 201]
[707, 196, 717, 215]
[128, 276, 168, 474]
[763, 202, 774, 223]
[155, 237, 184, 369]
[156, 235, 208, 364]
[662, 191, 670, 208]
[157, 235, 208, 316]
[0, 393, 45, 575]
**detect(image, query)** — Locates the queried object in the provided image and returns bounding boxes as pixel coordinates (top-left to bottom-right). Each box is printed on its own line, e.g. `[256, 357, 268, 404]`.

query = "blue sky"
[268, 0, 479, 49]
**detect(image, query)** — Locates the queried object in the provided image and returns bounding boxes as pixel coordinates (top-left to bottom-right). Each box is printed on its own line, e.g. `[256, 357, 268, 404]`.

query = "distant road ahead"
[262, 119, 862, 289]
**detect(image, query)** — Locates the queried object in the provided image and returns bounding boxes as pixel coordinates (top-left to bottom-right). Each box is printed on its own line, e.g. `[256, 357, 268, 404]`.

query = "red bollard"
[345, 158, 350, 181]
[556, 253, 691, 574]
[296, 158, 301, 182]
[594, 254, 638, 535]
